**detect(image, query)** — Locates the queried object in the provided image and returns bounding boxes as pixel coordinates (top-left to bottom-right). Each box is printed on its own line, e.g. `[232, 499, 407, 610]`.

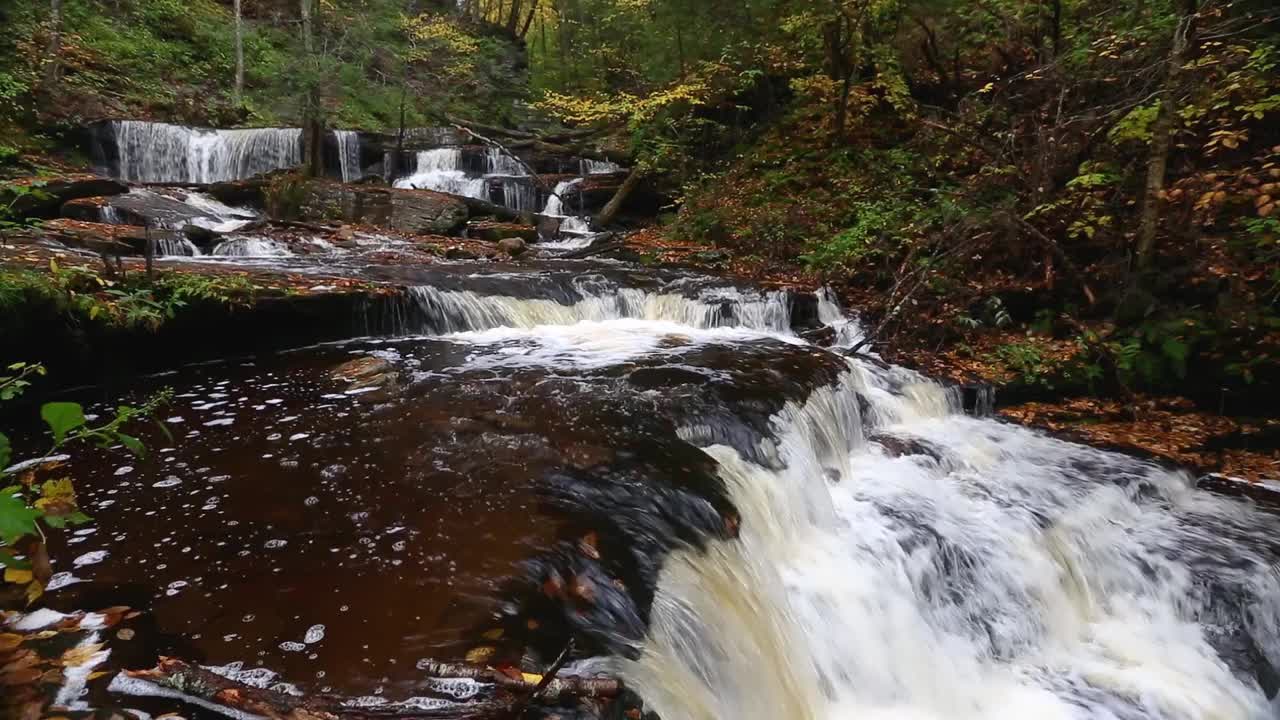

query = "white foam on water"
[109, 673, 267, 720]
[11, 608, 74, 630]
[53, 631, 110, 711]
[624, 361, 1280, 720]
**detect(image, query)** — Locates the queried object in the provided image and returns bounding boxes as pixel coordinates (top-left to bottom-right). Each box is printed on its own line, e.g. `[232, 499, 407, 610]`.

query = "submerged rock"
[469, 221, 538, 243]
[498, 237, 528, 257]
[330, 356, 399, 391]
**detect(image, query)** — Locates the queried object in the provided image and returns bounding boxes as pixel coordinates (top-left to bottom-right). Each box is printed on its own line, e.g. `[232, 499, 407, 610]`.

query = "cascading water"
[109, 121, 302, 184]
[154, 238, 202, 257]
[486, 147, 527, 176]
[210, 237, 292, 257]
[540, 178, 597, 247]
[393, 149, 489, 199]
[621, 322, 1280, 719]
[404, 279, 794, 336]
[583, 159, 622, 175]
[334, 130, 363, 182]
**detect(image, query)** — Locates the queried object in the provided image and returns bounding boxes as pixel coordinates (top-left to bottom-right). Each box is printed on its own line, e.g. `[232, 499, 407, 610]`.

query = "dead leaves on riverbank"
[1001, 396, 1280, 481]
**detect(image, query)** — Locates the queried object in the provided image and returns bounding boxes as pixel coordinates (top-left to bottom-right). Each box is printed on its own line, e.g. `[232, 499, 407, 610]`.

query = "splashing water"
[393, 149, 488, 199]
[404, 280, 794, 336]
[583, 159, 622, 174]
[211, 237, 292, 257]
[622, 351, 1280, 720]
[109, 121, 302, 184]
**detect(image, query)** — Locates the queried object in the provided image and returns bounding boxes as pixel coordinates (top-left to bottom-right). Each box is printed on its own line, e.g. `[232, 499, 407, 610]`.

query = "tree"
[234, 0, 245, 105]
[300, 0, 324, 177]
[1135, 0, 1199, 271]
[42, 0, 63, 93]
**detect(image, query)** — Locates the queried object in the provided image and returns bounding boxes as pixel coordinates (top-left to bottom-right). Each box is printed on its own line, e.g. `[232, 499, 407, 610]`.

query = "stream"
[17, 257, 1279, 720]
[9, 125, 1280, 719]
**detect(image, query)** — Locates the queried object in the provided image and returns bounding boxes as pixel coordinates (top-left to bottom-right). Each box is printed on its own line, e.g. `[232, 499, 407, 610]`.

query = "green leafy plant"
[0, 362, 171, 602]
[0, 180, 52, 229]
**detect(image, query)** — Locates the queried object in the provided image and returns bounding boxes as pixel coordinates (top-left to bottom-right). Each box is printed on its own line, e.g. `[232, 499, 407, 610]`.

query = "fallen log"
[594, 169, 644, 228]
[122, 657, 622, 720]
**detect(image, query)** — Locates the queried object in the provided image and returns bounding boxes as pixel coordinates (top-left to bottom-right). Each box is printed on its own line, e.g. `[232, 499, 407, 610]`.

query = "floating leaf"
[3, 568, 32, 584]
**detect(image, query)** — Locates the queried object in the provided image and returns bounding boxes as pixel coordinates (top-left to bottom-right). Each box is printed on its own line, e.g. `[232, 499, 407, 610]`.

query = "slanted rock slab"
[3, 175, 128, 219]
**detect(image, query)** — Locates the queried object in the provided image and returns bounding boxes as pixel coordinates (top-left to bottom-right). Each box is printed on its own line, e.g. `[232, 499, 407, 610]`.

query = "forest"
[0, 0, 1278, 719]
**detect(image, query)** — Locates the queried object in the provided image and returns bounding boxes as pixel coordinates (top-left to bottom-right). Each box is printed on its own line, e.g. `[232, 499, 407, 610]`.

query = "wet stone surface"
[23, 328, 849, 710]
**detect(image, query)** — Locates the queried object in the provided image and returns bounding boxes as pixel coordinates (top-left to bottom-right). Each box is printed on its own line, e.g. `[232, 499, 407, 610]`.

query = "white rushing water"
[211, 237, 292, 257]
[408, 279, 793, 336]
[615, 301, 1280, 720]
[394, 149, 488, 199]
[335, 130, 363, 182]
[110, 121, 302, 184]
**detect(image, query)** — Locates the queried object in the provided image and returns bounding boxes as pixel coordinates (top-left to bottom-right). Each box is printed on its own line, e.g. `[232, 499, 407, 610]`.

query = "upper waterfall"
[107, 121, 302, 184]
[334, 130, 362, 182]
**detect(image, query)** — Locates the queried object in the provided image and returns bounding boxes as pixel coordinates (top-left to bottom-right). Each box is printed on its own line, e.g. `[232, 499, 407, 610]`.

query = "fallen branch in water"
[122, 656, 622, 720]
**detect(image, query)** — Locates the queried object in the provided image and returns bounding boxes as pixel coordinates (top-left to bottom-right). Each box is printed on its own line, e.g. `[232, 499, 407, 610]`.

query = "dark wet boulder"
[63, 189, 234, 230]
[38, 218, 173, 256]
[3, 174, 127, 219]
[296, 178, 469, 235]
[871, 432, 945, 462]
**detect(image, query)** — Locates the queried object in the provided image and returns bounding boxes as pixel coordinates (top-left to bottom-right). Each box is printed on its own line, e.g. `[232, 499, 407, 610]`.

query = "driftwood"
[594, 168, 644, 228]
[124, 657, 622, 720]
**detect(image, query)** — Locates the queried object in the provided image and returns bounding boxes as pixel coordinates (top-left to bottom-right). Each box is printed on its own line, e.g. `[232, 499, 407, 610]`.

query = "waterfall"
[583, 159, 622, 174]
[334, 130, 362, 182]
[154, 238, 201, 257]
[402, 281, 794, 336]
[622, 351, 1280, 719]
[494, 178, 540, 212]
[393, 149, 489, 199]
[486, 148, 527, 176]
[542, 179, 582, 217]
[539, 178, 599, 245]
[109, 121, 302, 184]
[211, 237, 292, 257]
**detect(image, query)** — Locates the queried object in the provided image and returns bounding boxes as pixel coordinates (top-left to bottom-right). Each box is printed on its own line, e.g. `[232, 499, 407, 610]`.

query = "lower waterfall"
[621, 356, 1280, 720]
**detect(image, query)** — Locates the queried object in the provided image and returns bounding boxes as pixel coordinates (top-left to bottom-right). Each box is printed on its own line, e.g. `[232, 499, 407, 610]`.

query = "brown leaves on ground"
[0, 607, 136, 718]
[1001, 396, 1280, 481]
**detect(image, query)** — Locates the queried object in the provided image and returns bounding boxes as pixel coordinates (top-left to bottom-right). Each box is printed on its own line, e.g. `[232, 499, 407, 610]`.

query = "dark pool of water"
[17, 327, 846, 712]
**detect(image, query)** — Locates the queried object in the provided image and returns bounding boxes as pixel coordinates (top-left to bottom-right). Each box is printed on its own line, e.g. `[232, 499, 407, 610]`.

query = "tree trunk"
[506, 0, 523, 34]
[594, 168, 643, 228]
[1135, 0, 1196, 271]
[43, 0, 63, 93]
[233, 0, 245, 104]
[519, 0, 540, 38]
[300, 0, 324, 177]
